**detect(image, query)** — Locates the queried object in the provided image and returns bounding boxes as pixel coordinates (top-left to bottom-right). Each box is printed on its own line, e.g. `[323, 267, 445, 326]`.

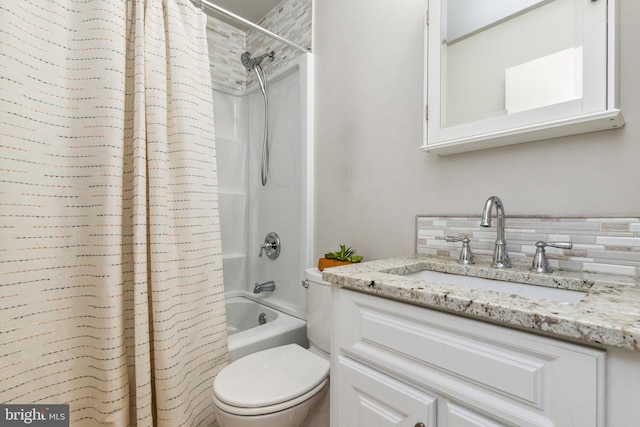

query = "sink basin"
[402, 270, 586, 303]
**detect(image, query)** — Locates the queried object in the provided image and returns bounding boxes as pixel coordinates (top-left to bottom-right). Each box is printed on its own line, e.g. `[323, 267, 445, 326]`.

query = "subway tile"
[596, 236, 640, 247]
[602, 222, 631, 232]
[566, 234, 597, 244]
[583, 263, 637, 276]
[551, 221, 602, 231]
[587, 249, 640, 263]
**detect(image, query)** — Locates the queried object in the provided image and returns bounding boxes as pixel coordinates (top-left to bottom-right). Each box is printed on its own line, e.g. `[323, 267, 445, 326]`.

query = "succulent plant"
[324, 244, 363, 263]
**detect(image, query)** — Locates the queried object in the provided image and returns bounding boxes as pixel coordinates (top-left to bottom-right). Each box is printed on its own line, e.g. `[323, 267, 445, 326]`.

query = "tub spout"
[253, 280, 276, 293]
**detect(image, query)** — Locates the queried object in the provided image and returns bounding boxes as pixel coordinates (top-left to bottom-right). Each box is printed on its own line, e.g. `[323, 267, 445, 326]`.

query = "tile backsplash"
[416, 216, 640, 277]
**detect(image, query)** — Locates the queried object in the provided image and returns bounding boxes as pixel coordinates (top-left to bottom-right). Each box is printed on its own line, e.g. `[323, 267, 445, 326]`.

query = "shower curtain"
[0, 1, 228, 426]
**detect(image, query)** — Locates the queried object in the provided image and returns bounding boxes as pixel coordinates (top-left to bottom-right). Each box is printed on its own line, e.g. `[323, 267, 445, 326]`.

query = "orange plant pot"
[317, 258, 353, 271]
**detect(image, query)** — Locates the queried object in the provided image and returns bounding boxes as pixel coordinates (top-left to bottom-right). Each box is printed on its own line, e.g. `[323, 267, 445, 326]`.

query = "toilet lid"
[213, 344, 330, 408]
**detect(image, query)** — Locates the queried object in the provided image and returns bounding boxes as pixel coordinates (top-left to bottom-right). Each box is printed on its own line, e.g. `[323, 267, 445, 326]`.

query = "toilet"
[212, 268, 331, 427]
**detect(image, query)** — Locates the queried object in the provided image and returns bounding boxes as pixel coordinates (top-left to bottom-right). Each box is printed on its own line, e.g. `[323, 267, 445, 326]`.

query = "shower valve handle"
[259, 232, 281, 260]
[259, 241, 275, 257]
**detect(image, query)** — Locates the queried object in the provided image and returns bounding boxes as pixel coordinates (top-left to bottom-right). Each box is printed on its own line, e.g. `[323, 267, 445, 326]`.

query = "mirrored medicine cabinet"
[422, 0, 624, 155]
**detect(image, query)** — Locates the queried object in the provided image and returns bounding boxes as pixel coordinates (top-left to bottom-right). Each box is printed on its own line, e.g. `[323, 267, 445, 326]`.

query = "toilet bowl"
[212, 268, 332, 427]
[212, 344, 329, 427]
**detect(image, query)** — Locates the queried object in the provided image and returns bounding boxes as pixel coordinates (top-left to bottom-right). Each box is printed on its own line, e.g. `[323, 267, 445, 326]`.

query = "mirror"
[423, 0, 623, 155]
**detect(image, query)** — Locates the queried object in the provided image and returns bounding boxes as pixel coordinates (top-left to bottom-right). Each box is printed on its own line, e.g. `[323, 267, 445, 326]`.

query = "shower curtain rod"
[198, 0, 311, 53]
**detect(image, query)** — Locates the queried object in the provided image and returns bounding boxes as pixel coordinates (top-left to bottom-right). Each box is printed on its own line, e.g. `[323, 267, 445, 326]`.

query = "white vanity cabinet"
[331, 288, 606, 427]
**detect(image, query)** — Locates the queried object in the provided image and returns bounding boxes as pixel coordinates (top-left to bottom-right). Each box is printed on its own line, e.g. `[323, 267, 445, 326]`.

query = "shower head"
[240, 51, 255, 69]
[240, 51, 275, 70]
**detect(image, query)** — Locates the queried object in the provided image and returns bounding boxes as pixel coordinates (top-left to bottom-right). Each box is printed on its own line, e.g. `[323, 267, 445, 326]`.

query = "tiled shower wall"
[246, 0, 312, 88]
[206, 15, 246, 94]
[205, 0, 312, 95]
[417, 216, 640, 277]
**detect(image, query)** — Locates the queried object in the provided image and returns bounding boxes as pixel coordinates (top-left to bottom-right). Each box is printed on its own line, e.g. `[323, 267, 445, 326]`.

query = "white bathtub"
[225, 296, 308, 361]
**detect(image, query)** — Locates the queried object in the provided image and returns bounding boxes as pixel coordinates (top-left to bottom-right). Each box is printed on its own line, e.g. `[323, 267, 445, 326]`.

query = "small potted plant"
[318, 244, 364, 271]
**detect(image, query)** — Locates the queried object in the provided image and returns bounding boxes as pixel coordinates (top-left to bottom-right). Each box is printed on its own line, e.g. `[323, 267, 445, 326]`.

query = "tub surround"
[322, 255, 640, 352]
[207, 0, 314, 320]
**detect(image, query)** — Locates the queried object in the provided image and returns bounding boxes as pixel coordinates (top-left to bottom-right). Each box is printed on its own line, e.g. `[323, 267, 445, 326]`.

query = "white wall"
[313, 0, 640, 262]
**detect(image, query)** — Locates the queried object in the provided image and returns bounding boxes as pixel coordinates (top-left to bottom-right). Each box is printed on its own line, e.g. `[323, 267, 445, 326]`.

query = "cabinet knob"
[415, 423, 425, 427]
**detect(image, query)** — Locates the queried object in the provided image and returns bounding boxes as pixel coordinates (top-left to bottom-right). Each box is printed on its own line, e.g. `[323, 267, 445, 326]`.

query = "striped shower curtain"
[0, 1, 228, 426]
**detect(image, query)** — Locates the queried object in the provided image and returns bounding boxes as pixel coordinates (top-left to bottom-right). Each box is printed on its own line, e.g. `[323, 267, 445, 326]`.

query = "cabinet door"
[337, 356, 436, 427]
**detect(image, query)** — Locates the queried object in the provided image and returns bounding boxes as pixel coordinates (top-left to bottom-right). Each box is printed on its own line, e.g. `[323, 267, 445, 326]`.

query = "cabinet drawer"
[337, 289, 605, 426]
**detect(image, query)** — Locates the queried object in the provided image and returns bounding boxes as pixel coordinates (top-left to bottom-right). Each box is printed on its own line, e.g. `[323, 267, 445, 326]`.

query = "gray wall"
[313, 0, 640, 262]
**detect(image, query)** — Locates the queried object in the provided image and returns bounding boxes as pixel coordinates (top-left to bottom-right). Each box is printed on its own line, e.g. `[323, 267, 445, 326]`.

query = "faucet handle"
[259, 232, 281, 259]
[530, 241, 572, 273]
[445, 236, 475, 265]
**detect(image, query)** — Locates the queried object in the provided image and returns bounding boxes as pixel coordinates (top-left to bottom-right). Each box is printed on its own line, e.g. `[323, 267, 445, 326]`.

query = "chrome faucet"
[253, 280, 276, 293]
[480, 196, 511, 268]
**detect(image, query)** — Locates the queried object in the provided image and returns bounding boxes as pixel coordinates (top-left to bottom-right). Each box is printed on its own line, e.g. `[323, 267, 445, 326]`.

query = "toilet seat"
[212, 344, 330, 416]
[212, 377, 328, 416]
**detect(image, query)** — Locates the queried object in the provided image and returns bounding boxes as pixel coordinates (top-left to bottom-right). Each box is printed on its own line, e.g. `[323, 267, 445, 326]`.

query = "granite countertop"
[322, 255, 640, 352]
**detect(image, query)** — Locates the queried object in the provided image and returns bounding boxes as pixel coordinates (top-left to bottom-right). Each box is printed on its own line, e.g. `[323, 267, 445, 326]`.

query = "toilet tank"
[305, 268, 331, 355]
